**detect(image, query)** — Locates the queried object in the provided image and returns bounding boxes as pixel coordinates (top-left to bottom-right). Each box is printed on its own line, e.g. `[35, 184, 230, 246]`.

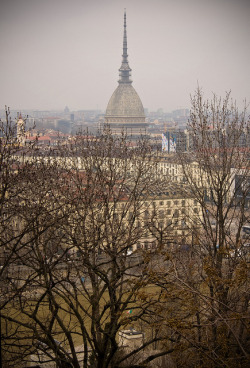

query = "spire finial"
[118, 9, 132, 84]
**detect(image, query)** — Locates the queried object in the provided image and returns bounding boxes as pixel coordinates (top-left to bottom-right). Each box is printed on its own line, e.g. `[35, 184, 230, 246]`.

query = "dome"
[104, 10, 147, 135]
[105, 84, 145, 119]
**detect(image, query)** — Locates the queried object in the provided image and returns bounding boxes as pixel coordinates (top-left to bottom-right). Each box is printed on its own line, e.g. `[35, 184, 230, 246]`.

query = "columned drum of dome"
[105, 11, 148, 137]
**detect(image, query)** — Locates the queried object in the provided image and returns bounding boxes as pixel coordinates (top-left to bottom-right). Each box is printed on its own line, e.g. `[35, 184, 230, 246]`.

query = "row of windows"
[144, 200, 187, 207]
[118, 200, 193, 210]
[96, 203, 199, 220]
[118, 198, 198, 208]
[96, 207, 199, 222]
[144, 208, 187, 218]
[135, 230, 188, 250]
[136, 241, 156, 250]
[137, 218, 188, 228]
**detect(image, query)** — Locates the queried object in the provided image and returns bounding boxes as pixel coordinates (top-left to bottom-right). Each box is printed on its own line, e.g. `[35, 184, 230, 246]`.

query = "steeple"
[118, 9, 132, 84]
[105, 9, 147, 137]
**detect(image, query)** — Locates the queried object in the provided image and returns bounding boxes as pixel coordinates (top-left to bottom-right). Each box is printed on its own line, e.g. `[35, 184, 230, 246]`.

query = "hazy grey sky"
[0, 0, 249, 112]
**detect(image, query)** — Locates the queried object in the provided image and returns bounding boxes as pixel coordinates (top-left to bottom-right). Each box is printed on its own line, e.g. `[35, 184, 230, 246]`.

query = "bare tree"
[0, 107, 38, 296]
[0, 108, 76, 367]
[1, 127, 178, 367]
[152, 90, 250, 367]
[2, 93, 249, 368]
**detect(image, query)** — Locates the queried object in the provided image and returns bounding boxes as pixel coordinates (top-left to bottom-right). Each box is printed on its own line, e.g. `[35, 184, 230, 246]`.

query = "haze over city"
[0, 0, 249, 112]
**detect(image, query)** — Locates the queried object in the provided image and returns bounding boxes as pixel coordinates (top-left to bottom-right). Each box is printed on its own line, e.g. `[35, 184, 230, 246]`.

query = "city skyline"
[0, 0, 249, 113]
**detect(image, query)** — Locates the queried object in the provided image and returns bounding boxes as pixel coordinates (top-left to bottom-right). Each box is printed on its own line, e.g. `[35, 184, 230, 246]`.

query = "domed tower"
[105, 10, 147, 136]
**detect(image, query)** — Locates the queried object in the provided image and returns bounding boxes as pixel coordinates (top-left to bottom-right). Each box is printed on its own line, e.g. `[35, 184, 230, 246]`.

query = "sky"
[0, 0, 250, 113]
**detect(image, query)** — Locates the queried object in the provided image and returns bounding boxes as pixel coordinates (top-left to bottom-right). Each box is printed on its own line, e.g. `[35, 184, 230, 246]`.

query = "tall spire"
[118, 9, 132, 84]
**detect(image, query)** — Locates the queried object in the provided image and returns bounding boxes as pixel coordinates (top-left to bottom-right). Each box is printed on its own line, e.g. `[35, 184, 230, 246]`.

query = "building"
[234, 171, 250, 209]
[162, 130, 189, 153]
[17, 113, 26, 144]
[104, 11, 148, 137]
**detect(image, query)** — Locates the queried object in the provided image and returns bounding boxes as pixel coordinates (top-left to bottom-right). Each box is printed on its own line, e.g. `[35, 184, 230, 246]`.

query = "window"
[97, 214, 103, 221]
[128, 212, 133, 220]
[158, 221, 164, 229]
[173, 209, 179, 218]
[159, 210, 164, 219]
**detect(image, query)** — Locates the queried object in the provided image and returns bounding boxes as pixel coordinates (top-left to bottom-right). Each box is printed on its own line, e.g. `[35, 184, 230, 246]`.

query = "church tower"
[105, 10, 147, 136]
